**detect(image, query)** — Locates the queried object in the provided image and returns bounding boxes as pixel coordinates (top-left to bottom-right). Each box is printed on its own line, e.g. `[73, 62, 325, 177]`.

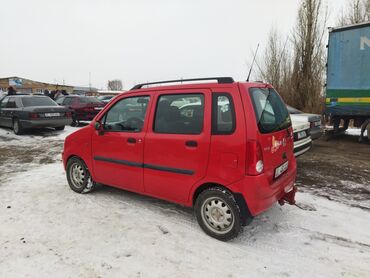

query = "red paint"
[62, 81, 297, 217]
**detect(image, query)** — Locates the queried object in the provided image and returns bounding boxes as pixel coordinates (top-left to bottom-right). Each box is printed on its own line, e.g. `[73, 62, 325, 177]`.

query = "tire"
[13, 118, 24, 135]
[195, 187, 242, 241]
[55, 126, 65, 131]
[66, 157, 96, 193]
[367, 124, 370, 141]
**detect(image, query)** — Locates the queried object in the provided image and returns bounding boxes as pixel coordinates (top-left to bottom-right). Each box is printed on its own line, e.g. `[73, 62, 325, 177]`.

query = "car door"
[0, 97, 9, 127]
[1, 97, 17, 127]
[91, 94, 151, 192]
[143, 89, 211, 203]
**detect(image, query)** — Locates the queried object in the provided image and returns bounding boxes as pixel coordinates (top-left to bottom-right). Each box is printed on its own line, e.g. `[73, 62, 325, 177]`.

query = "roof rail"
[130, 77, 234, 90]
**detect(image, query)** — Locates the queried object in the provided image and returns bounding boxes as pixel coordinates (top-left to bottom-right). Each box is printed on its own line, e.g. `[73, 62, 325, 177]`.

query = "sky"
[0, 0, 347, 89]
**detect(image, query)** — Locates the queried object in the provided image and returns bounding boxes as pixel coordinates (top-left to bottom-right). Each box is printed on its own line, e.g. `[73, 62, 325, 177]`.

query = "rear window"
[79, 97, 103, 104]
[250, 88, 291, 134]
[22, 97, 58, 107]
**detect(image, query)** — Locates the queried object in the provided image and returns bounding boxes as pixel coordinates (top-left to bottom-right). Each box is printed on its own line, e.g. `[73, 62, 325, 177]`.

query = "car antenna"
[246, 43, 260, 82]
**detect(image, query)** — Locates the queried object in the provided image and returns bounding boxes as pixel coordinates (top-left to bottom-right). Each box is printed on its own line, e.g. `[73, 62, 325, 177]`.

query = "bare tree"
[256, 28, 294, 104]
[337, 0, 370, 26]
[291, 0, 328, 113]
[107, 79, 123, 91]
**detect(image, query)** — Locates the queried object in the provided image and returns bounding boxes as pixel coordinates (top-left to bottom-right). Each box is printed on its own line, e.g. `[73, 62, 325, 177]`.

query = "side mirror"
[94, 121, 104, 135]
[94, 121, 101, 130]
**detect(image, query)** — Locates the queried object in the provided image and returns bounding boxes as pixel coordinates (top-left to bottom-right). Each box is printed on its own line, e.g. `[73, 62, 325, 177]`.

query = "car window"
[212, 94, 235, 134]
[250, 88, 291, 134]
[63, 98, 73, 105]
[0, 97, 9, 108]
[6, 98, 17, 108]
[80, 97, 103, 104]
[22, 97, 58, 107]
[103, 96, 150, 132]
[55, 97, 65, 105]
[154, 94, 204, 134]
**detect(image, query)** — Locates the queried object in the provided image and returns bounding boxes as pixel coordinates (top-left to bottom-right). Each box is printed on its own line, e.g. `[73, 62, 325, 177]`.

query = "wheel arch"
[191, 182, 253, 226]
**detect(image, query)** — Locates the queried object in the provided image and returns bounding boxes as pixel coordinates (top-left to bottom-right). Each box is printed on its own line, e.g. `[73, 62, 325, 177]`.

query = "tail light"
[310, 122, 314, 128]
[246, 140, 264, 176]
[29, 112, 39, 119]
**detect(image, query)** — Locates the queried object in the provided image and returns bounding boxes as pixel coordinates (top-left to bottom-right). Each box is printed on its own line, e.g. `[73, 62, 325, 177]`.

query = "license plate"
[274, 161, 289, 179]
[45, 113, 60, 117]
[94, 107, 103, 111]
[297, 131, 306, 139]
[314, 121, 321, 127]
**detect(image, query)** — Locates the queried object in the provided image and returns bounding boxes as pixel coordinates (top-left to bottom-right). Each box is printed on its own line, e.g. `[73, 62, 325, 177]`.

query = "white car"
[292, 120, 312, 157]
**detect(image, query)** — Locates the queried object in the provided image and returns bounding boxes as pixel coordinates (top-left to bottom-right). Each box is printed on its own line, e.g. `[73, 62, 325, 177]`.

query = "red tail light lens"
[29, 112, 39, 119]
[246, 140, 264, 176]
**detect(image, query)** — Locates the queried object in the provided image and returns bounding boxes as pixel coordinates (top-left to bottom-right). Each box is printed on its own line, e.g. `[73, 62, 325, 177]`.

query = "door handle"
[127, 137, 136, 143]
[185, 140, 198, 147]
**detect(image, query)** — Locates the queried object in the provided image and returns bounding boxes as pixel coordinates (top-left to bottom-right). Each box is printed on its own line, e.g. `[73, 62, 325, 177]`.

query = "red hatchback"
[56, 95, 105, 126]
[62, 77, 297, 241]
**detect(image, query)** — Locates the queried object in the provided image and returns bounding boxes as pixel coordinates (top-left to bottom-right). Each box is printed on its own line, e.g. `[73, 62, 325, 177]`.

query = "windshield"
[22, 97, 58, 107]
[250, 87, 291, 134]
[79, 97, 103, 104]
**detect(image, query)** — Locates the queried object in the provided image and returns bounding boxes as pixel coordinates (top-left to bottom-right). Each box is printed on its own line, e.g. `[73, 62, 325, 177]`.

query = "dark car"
[0, 95, 72, 135]
[56, 96, 105, 126]
[287, 105, 323, 140]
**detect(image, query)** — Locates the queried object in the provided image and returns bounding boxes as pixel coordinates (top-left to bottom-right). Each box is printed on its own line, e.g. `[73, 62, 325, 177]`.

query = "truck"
[325, 21, 370, 141]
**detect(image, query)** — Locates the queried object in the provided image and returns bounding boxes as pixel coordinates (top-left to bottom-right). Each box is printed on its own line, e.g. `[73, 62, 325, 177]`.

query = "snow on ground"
[345, 128, 367, 137]
[0, 127, 370, 277]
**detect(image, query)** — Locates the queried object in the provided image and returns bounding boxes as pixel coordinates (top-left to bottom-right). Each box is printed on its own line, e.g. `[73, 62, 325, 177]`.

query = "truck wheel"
[195, 187, 241, 241]
[66, 157, 96, 193]
[13, 118, 24, 135]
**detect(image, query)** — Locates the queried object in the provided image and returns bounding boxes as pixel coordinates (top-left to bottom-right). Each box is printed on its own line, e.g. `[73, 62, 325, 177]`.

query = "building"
[0, 76, 73, 94]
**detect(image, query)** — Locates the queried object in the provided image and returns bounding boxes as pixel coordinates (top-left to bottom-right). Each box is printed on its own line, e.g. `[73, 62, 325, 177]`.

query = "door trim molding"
[94, 156, 194, 175]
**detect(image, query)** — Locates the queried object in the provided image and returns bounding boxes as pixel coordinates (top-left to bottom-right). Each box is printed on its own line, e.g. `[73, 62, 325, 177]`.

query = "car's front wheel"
[195, 187, 242, 241]
[13, 118, 24, 135]
[66, 157, 96, 193]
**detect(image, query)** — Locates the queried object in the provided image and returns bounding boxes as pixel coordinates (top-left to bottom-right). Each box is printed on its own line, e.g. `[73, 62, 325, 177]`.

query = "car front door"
[91, 94, 151, 192]
[143, 90, 211, 203]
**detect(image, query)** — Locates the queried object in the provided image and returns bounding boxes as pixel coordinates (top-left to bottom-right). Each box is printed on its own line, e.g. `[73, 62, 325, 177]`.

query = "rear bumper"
[310, 127, 323, 140]
[74, 112, 99, 121]
[20, 118, 72, 128]
[229, 160, 297, 217]
[294, 136, 312, 157]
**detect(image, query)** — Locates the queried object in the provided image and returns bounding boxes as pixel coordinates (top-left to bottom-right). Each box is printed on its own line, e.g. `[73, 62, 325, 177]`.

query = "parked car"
[98, 95, 115, 104]
[56, 96, 105, 126]
[62, 77, 297, 241]
[0, 95, 72, 135]
[291, 119, 312, 157]
[287, 105, 323, 140]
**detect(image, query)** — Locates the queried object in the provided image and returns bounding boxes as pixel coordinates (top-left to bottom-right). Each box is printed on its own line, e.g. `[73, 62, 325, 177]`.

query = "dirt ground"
[296, 135, 370, 210]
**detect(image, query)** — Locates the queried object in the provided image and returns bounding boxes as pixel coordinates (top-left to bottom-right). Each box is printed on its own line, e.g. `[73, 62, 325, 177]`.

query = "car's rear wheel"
[195, 187, 241, 241]
[367, 124, 370, 141]
[66, 157, 96, 193]
[55, 126, 65, 131]
[13, 118, 24, 135]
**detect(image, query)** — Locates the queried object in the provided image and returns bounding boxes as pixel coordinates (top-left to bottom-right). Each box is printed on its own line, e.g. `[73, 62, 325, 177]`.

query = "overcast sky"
[0, 0, 347, 89]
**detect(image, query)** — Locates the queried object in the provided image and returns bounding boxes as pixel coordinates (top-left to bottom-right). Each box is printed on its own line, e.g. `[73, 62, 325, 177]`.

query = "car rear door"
[91, 94, 151, 192]
[248, 87, 294, 184]
[143, 89, 211, 203]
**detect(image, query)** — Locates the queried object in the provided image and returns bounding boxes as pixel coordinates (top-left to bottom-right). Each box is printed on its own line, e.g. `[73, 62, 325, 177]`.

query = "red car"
[62, 77, 297, 241]
[56, 95, 105, 126]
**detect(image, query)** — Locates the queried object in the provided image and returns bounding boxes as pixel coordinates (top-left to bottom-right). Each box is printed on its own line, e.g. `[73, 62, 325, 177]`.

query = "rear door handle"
[185, 140, 198, 147]
[127, 137, 136, 143]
